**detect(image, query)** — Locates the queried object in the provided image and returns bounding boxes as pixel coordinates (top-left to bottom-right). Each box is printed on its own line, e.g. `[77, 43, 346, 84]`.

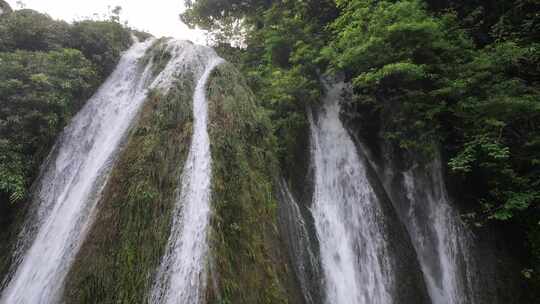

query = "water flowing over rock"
[149, 49, 223, 304]
[375, 150, 488, 304]
[0, 27, 504, 303]
[307, 80, 429, 304]
[401, 161, 480, 304]
[340, 93, 500, 304]
[277, 178, 322, 304]
[0, 38, 156, 304]
[0, 37, 226, 304]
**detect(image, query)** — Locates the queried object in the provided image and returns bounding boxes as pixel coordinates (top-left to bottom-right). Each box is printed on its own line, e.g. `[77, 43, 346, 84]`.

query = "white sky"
[6, 0, 207, 44]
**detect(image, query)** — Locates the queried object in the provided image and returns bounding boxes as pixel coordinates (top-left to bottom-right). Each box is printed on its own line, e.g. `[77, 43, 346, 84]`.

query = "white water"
[309, 81, 394, 304]
[0, 38, 156, 304]
[150, 50, 223, 304]
[0, 37, 225, 304]
[399, 159, 479, 304]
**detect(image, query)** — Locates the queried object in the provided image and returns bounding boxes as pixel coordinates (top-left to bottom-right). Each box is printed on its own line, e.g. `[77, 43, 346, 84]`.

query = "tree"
[0, 49, 99, 204]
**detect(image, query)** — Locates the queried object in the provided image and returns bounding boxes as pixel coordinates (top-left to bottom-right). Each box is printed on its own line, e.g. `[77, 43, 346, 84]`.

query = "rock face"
[0, 0, 12, 15]
[279, 80, 429, 304]
[205, 62, 302, 303]
[62, 40, 197, 303]
[1, 32, 526, 304]
[340, 88, 527, 304]
[0, 39, 157, 304]
[59, 42, 301, 303]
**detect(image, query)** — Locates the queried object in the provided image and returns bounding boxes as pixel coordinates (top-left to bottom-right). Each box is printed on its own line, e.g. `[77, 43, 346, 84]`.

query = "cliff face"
[63, 75, 196, 303]
[59, 40, 194, 303]
[340, 92, 528, 304]
[59, 43, 301, 303]
[3, 30, 524, 304]
[205, 62, 302, 303]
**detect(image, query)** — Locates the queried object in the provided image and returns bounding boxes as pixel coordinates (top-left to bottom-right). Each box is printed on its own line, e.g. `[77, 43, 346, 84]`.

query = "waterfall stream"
[0, 38, 156, 304]
[277, 179, 321, 304]
[0, 32, 488, 304]
[381, 158, 480, 304]
[308, 81, 394, 304]
[0, 37, 224, 304]
[150, 52, 223, 304]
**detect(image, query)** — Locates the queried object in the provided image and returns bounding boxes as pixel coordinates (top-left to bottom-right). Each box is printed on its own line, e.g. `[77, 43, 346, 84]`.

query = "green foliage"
[323, 0, 540, 296]
[64, 72, 195, 303]
[0, 9, 69, 51]
[324, 0, 472, 152]
[324, 0, 539, 223]
[0, 9, 132, 76]
[186, 0, 540, 298]
[0, 6, 132, 207]
[0, 49, 99, 204]
[67, 20, 132, 76]
[206, 63, 299, 303]
[195, 0, 335, 166]
[181, 0, 269, 30]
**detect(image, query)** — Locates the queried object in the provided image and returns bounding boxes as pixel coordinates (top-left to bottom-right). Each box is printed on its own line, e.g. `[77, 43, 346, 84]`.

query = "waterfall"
[308, 81, 395, 304]
[0, 38, 156, 304]
[150, 52, 223, 304]
[277, 179, 321, 304]
[0, 37, 224, 304]
[383, 158, 480, 304]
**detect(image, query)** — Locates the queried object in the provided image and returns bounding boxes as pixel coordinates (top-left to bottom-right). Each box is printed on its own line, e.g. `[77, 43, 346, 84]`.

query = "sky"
[5, 0, 207, 44]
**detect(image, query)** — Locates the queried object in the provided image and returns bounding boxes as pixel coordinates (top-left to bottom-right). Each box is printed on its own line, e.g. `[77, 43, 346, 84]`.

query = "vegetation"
[63, 55, 301, 303]
[0, 8, 132, 208]
[0, 49, 98, 203]
[0, 4, 135, 286]
[182, 0, 540, 299]
[0, 0, 538, 301]
[206, 63, 300, 303]
[64, 52, 195, 302]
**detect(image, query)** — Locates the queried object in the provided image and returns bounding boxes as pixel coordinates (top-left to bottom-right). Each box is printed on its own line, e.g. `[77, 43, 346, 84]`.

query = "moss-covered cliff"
[62, 46, 196, 302]
[59, 51, 302, 303]
[205, 62, 302, 303]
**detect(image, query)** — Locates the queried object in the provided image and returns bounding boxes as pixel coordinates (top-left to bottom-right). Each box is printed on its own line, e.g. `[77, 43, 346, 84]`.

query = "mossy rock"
[140, 38, 174, 78]
[39, 53, 304, 303]
[205, 62, 303, 303]
[62, 73, 195, 303]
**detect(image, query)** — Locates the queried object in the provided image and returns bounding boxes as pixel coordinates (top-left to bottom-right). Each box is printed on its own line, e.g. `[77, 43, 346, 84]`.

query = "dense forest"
[0, 1, 143, 276]
[0, 4, 132, 204]
[179, 0, 540, 298]
[0, 0, 539, 302]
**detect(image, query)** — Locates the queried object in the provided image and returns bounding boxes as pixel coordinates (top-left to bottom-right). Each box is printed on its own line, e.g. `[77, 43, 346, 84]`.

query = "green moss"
[206, 62, 302, 303]
[62, 73, 195, 304]
[140, 38, 173, 78]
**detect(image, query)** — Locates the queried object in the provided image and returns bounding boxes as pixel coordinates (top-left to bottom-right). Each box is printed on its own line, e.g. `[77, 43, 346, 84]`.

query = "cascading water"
[382, 157, 480, 304]
[0, 38, 156, 304]
[308, 81, 395, 304]
[0, 36, 225, 304]
[277, 179, 321, 304]
[150, 50, 223, 304]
